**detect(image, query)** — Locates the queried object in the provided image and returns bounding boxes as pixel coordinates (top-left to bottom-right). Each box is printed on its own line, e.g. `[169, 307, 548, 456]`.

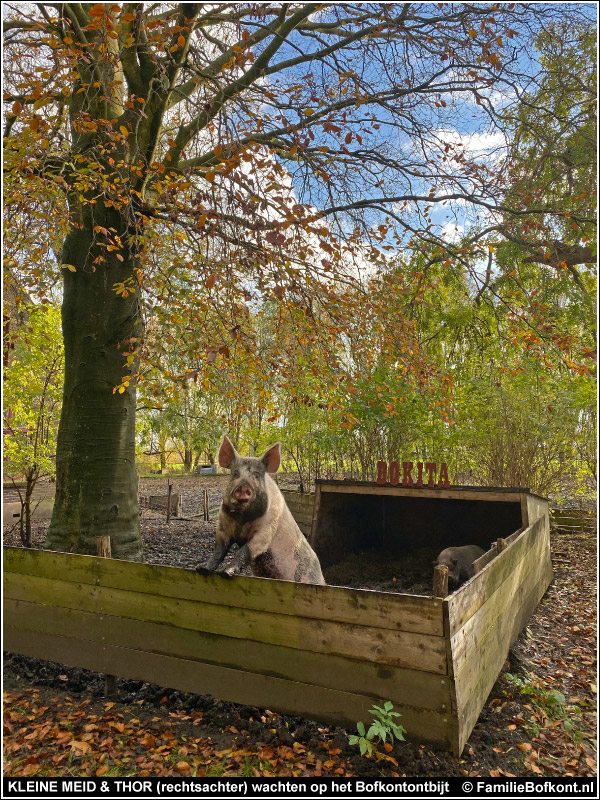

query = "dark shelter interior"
[311, 483, 524, 594]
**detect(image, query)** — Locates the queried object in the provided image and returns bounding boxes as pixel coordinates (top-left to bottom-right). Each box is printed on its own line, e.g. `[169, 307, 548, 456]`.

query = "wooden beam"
[317, 483, 527, 504]
[4, 547, 444, 636]
[5, 598, 453, 713]
[166, 482, 173, 523]
[96, 536, 112, 559]
[453, 550, 552, 754]
[433, 565, 448, 598]
[3, 626, 454, 746]
[4, 572, 448, 673]
[450, 525, 552, 674]
[309, 485, 322, 546]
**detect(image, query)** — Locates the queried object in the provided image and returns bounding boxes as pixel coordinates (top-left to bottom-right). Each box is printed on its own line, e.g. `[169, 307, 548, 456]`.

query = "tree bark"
[45, 201, 144, 560]
[159, 429, 168, 471]
[22, 469, 36, 549]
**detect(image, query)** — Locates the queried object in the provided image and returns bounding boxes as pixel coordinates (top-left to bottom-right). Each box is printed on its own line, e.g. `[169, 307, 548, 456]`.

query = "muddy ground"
[3, 477, 597, 778]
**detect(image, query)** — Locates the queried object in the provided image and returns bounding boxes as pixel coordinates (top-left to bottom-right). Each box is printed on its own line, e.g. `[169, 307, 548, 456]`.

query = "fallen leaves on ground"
[479, 527, 596, 778]
[3, 691, 399, 778]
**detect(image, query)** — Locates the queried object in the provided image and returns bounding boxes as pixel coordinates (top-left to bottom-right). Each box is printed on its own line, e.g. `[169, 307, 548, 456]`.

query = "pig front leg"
[215, 542, 250, 578]
[196, 537, 231, 575]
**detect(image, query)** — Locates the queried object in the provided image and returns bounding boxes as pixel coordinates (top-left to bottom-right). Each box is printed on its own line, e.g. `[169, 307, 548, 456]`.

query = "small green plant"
[205, 762, 226, 777]
[241, 756, 261, 777]
[504, 672, 582, 739]
[348, 701, 406, 756]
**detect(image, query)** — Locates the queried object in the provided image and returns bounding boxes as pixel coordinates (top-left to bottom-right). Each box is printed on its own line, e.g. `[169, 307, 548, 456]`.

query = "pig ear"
[261, 442, 281, 473]
[218, 436, 238, 469]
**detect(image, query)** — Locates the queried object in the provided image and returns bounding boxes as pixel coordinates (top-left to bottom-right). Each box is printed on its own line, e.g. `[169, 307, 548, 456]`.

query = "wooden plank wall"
[281, 491, 315, 538]
[526, 494, 549, 528]
[446, 513, 552, 754]
[472, 526, 526, 574]
[3, 547, 454, 747]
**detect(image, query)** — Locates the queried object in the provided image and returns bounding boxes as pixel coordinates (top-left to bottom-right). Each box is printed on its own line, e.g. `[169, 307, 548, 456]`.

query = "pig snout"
[234, 483, 254, 502]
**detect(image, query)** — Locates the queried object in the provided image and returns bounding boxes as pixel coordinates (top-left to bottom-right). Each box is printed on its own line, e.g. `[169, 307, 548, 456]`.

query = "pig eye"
[232, 469, 240, 478]
[253, 471, 261, 478]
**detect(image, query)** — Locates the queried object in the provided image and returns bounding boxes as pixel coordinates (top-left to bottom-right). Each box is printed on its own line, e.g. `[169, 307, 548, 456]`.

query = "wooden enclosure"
[139, 490, 182, 517]
[3, 482, 551, 754]
[309, 481, 529, 567]
[281, 490, 314, 538]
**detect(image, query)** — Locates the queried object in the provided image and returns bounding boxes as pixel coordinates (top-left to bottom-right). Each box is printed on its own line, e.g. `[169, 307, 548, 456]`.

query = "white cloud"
[433, 128, 507, 160]
[441, 222, 464, 243]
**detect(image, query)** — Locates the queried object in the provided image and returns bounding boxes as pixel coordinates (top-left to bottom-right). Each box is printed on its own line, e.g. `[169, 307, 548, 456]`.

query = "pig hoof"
[195, 565, 212, 575]
[216, 568, 235, 579]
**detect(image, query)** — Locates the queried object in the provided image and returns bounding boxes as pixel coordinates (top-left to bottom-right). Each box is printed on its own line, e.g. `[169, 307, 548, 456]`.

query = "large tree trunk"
[45, 202, 144, 560]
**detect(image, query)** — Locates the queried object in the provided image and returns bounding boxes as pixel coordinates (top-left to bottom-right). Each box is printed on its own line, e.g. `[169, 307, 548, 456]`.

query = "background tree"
[3, 304, 64, 547]
[3, 3, 595, 557]
[499, 21, 596, 290]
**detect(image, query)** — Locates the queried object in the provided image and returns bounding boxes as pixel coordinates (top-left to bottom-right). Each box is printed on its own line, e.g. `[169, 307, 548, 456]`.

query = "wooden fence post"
[433, 564, 449, 598]
[96, 536, 117, 699]
[166, 481, 172, 523]
[203, 488, 209, 522]
[96, 536, 111, 559]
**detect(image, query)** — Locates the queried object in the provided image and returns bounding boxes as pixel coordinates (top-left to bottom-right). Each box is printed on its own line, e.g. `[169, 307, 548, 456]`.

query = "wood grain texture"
[453, 561, 552, 755]
[450, 525, 551, 674]
[526, 494, 550, 527]
[3, 547, 443, 636]
[317, 483, 527, 503]
[4, 626, 453, 745]
[4, 569, 447, 674]
[473, 543, 498, 574]
[447, 512, 552, 754]
[309, 485, 322, 546]
[446, 516, 549, 638]
[5, 598, 453, 713]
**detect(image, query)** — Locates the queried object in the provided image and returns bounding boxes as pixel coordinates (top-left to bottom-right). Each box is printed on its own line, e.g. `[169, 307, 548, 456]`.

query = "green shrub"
[505, 672, 582, 738]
